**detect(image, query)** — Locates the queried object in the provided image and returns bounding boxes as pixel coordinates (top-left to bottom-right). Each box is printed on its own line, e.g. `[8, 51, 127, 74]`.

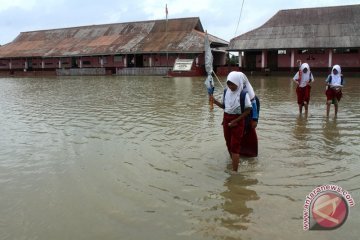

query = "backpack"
[327, 75, 344, 85]
[223, 88, 260, 129]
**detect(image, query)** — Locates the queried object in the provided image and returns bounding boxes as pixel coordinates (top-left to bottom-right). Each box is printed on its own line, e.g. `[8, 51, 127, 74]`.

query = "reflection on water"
[221, 175, 259, 231]
[293, 115, 310, 142]
[322, 118, 340, 143]
[0, 75, 359, 240]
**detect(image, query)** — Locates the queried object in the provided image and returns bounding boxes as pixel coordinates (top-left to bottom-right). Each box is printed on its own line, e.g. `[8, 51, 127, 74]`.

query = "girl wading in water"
[325, 65, 344, 117]
[292, 63, 314, 115]
[209, 71, 252, 172]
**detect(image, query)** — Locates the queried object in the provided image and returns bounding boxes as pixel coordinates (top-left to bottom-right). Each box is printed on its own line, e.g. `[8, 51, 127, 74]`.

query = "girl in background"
[326, 65, 344, 117]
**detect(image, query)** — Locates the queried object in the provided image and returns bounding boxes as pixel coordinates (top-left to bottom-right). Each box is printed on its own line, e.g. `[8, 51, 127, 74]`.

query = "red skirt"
[326, 88, 342, 103]
[222, 113, 245, 154]
[240, 125, 258, 157]
[296, 85, 311, 105]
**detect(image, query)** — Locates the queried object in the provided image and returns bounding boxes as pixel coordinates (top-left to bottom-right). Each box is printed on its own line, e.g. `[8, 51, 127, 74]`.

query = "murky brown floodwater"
[0, 75, 359, 240]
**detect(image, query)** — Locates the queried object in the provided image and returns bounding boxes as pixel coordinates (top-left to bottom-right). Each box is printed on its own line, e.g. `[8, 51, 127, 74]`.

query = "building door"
[136, 54, 143, 67]
[267, 50, 278, 70]
[245, 52, 259, 70]
[27, 59, 33, 70]
[127, 54, 135, 67]
[71, 57, 78, 68]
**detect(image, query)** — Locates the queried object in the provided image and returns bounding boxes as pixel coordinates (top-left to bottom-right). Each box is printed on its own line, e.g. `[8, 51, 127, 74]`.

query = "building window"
[298, 49, 325, 54]
[278, 50, 287, 55]
[99, 57, 108, 64]
[83, 61, 91, 65]
[114, 55, 123, 62]
[333, 48, 359, 54]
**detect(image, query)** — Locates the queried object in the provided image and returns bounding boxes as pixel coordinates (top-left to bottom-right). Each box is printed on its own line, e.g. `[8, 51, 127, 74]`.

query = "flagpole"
[204, 31, 224, 89]
[165, 4, 169, 70]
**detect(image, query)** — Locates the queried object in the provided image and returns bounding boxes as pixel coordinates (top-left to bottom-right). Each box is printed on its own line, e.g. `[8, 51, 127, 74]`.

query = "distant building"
[0, 17, 228, 76]
[228, 4, 360, 72]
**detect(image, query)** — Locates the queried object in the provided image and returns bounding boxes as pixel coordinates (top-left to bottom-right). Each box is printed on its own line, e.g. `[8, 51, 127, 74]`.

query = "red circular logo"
[311, 192, 348, 229]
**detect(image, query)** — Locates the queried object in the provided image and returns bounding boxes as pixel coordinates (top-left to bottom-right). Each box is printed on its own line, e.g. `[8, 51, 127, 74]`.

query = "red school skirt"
[296, 85, 311, 105]
[222, 113, 245, 154]
[240, 124, 258, 157]
[326, 87, 342, 103]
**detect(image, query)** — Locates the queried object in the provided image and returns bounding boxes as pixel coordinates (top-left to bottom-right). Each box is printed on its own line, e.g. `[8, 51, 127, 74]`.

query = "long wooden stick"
[209, 96, 214, 110]
[212, 70, 224, 89]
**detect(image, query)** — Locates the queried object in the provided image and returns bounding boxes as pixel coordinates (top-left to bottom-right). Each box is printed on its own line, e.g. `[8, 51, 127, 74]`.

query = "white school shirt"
[224, 92, 252, 115]
[293, 71, 314, 88]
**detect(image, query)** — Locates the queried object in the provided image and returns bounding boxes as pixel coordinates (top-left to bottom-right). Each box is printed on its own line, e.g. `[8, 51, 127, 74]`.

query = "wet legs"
[231, 153, 240, 172]
[326, 100, 338, 117]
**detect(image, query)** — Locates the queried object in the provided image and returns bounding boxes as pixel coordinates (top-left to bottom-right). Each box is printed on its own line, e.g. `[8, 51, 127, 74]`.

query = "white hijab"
[242, 73, 255, 100]
[330, 65, 342, 86]
[224, 71, 244, 113]
[300, 63, 311, 81]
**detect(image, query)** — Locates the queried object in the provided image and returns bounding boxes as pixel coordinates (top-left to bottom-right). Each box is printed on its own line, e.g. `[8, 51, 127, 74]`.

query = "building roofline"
[229, 4, 360, 50]
[19, 17, 201, 35]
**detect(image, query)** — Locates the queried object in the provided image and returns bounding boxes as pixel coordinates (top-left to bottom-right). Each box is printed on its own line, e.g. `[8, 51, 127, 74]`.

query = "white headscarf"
[293, 63, 312, 87]
[224, 71, 244, 113]
[300, 63, 311, 80]
[330, 65, 342, 86]
[242, 73, 255, 100]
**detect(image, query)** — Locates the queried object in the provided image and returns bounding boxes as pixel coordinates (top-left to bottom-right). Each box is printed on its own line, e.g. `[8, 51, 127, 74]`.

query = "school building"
[228, 4, 360, 73]
[0, 17, 228, 76]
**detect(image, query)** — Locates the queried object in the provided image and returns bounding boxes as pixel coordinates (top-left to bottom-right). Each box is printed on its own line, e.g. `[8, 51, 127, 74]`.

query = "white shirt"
[293, 71, 314, 87]
[224, 92, 252, 114]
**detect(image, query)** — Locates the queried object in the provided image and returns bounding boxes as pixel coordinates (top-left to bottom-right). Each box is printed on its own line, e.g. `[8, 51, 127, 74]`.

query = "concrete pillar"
[9, 60, 12, 70]
[24, 60, 28, 70]
[238, 51, 242, 68]
[261, 50, 266, 69]
[290, 50, 295, 68]
[42, 59, 45, 69]
[328, 49, 333, 68]
[243, 52, 246, 69]
[149, 56, 152, 67]
[79, 58, 82, 68]
[100, 57, 104, 68]
[124, 55, 127, 67]
[58, 59, 62, 69]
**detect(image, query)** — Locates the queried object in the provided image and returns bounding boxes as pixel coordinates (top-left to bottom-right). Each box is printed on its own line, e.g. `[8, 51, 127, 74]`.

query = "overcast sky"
[0, 0, 359, 45]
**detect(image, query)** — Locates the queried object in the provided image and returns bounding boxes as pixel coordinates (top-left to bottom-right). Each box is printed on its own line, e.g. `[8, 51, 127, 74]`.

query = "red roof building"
[0, 17, 228, 76]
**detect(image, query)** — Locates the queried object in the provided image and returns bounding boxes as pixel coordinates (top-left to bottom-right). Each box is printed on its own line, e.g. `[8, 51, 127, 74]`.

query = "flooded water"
[0, 75, 359, 240]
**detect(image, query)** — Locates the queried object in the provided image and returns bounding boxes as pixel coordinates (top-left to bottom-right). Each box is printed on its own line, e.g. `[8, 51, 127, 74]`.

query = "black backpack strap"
[240, 90, 248, 113]
[223, 88, 227, 108]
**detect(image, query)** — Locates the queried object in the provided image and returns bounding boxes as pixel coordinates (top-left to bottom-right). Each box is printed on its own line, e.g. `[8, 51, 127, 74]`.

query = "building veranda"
[228, 4, 360, 73]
